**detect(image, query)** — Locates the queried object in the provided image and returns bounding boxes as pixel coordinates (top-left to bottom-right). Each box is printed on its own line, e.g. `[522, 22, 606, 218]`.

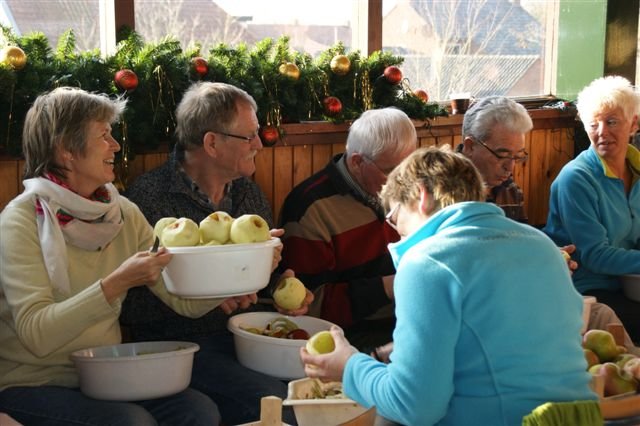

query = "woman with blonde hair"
[543, 75, 640, 342]
[301, 147, 595, 425]
[0, 87, 224, 425]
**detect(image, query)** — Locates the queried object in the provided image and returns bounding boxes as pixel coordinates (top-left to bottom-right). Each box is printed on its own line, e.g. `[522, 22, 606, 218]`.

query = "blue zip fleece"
[342, 202, 595, 426]
[543, 145, 640, 293]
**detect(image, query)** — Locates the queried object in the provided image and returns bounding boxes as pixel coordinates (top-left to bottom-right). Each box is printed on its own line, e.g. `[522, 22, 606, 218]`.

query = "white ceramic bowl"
[620, 274, 640, 302]
[283, 378, 368, 426]
[227, 312, 335, 380]
[70, 341, 199, 401]
[162, 237, 280, 298]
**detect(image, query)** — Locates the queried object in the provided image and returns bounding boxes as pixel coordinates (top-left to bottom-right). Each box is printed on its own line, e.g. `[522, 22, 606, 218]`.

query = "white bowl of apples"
[227, 312, 336, 380]
[156, 213, 279, 298]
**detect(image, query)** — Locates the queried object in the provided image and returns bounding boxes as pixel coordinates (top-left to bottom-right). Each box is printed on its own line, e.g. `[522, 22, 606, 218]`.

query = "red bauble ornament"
[192, 57, 209, 77]
[413, 89, 429, 102]
[259, 125, 279, 146]
[114, 69, 138, 91]
[323, 96, 342, 117]
[383, 66, 403, 85]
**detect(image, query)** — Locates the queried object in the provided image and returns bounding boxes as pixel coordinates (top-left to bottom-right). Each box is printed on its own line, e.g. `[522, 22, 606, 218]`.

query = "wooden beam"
[114, 0, 135, 39]
[352, 0, 383, 55]
[604, 0, 639, 81]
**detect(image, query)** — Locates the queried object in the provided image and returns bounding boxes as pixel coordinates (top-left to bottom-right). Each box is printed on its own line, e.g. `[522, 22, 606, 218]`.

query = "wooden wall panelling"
[254, 147, 274, 218]
[272, 146, 294, 223]
[312, 144, 333, 174]
[331, 142, 346, 156]
[292, 145, 313, 187]
[527, 129, 553, 226]
[0, 160, 19, 210]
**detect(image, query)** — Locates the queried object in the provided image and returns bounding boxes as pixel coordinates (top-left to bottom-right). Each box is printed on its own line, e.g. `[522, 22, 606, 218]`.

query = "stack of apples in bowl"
[582, 329, 639, 398]
[155, 212, 280, 298]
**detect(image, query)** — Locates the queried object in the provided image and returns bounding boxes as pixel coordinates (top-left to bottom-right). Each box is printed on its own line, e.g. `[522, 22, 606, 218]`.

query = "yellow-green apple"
[161, 217, 200, 247]
[229, 214, 270, 244]
[273, 277, 307, 310]
[590, 362, 639, 397]
[199, 211, 233, 245]
[623, 357, 640, 380]
[306, 330, 335, 355]
[154, 217, 177, 244]
[582, 329, 623, 362]
[614, 353, 636, 369]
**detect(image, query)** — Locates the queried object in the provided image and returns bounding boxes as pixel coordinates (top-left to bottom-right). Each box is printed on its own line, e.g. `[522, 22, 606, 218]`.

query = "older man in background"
[278, 108, 417, 351]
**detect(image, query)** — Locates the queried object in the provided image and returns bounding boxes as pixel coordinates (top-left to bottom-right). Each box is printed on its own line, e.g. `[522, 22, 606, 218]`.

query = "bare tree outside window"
[135, 0, 249, 52]
[383, 0, 547, 100]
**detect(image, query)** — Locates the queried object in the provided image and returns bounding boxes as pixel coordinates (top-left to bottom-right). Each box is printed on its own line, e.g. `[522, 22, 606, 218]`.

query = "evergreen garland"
[0, 26, 447, 157]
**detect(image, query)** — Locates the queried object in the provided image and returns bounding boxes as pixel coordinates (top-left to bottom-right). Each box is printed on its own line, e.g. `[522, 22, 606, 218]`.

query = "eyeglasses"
[214, 131, 258, 143]
[474, 139, 528, 163]
[363, 156, 394, 177]
[385, 203, 400, 230]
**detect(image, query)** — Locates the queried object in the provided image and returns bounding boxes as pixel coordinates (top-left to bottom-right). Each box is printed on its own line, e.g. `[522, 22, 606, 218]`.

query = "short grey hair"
[175, 82, 257, 150]
[462, 96, 532, 142]
[576, 75, 640, 124]
[346, 108, 417, 159]
[22, 86, 126, 179]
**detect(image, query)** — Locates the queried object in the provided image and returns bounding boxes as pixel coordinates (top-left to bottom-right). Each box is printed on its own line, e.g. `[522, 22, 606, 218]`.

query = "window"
[0, 0, 101, 51]
[382, 0, 556, 99]
[0, 1, 613, 101]
[133, 0, 353, 57]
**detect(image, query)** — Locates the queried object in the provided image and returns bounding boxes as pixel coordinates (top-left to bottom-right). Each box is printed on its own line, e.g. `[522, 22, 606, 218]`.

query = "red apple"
[413, 89, 429, 102]
[114, 69, 138, 91]
[323, 96, 342, 117]
[191, 57, 209, 77]
[383, 66, 403, 85]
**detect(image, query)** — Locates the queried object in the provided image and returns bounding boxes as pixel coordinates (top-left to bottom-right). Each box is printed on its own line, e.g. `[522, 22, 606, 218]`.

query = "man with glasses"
[122, 82, 299, 425]
[278, 108, 417, 351]
[457, 96, 531, 222]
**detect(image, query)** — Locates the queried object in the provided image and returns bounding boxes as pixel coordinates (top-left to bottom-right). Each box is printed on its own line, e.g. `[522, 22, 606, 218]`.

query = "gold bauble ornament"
[279, 62, 300, 80]
[0, 46, 27, 70]
[330, 54, 351, 76]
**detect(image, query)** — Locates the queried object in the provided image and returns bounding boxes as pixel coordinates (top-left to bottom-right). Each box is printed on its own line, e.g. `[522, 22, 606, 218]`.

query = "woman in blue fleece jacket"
[543, 75, 640, 342]
[300, 148, 595, 426]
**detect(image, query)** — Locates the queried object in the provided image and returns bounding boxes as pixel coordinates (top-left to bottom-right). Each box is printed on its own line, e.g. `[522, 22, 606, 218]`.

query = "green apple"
[623, 357, 640, 380]
[161, 217, 200, 247]
[306, 330, 335, 355]
[614, 353, 636, 369]
[229, 214, 270, 244]
[582, 329, 622, 362]
[153, 217, 177, 245]
[199, 211, 233, 245]
[273, 277, 307, 310]
[592, 362, 639, 397]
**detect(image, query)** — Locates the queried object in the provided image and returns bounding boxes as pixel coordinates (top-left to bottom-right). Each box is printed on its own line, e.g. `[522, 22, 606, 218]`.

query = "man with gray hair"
[458, 95, 639, 354]
[278, 107, 417, 350]
[457, 95, 532, 222]
[122, 82, 300, 425]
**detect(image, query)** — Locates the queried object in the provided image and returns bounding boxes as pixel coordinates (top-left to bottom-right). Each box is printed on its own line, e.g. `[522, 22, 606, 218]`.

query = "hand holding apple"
[273, 276, 307, 310]
[301, 325, 358, 383]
